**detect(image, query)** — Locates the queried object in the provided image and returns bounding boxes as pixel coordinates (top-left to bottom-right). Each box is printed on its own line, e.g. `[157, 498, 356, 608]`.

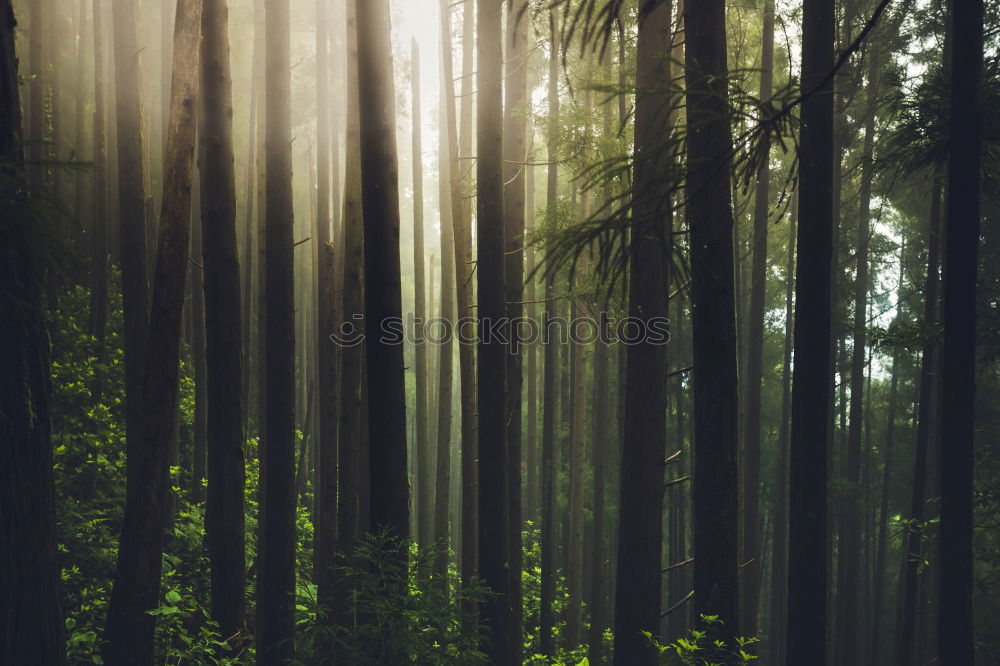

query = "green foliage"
[649, 615, 758, 666]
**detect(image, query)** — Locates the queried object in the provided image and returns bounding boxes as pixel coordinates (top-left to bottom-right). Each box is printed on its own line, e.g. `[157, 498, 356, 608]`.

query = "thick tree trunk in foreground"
[102, 2, 202, 660]
[786, 0, 834, 661]
[938, 0, 983, 661]
[200, 0, 246, 638]
[741, 0, 773, 640]
[257, 0, 298, 659]
[357, 0, 409, 540]
[614, 2, 671, 663]
[0, 3, 67, 659]
[686, 0, 741, 642]
[477, 1, 510, 662]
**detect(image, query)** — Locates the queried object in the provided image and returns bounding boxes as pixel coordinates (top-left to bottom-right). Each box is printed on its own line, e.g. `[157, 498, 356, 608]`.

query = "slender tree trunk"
[870, 242, 904, 666]
[786, 0, 834, 660]
[411, 38, 432, 550]
[191, 201, 208, 503]
[330, 1, 364, 648]
[0, 3, 67, 658]
[112, 0, 151, 484]
[539, 11, 560, 655]
[433, 63, 457, 581]
[503, 3, 529, 656]
[256, 0, 298, 658]
[477, 1, 510, 661]
[101, 2, 202, 659]
[89, 0, 109, 405]
[896, 178, 942, 666]
[835, 46, 881, 664]
[525, 163, 538, 527]
[357, 0, 409, 541]
[768, 191, 796, 666]
[686, 0, 741, 642]
[614, 2, 671, 663]
[741, 0, 773, 641]
[458, 0, 478, 611]
[588, 310, 611, 664]
[938, 0, 983, 653]
[200, 0, 246, 637]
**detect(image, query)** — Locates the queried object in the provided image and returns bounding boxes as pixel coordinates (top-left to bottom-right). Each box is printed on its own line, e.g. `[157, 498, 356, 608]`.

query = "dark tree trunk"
[200, 0, 246, 637]
[89, 0, 109, 406]
[411, 37, 431, 550]
[101, 2, 202, 660]
[786, 0, 834, 661]
[614, 2, 671, 663]
[685, 0, 741, 641]
[503, 2, 528, 656]
[477, 1, 510, 662]
[539, 10, 560, 656]
[938, 0, 983, 660]
[111, 0, 150, 461]
[357, 0, 409, 541]
[256, 0, 298, 659]
[191, 199, 208, 504]
[0, 2, 67, 659]
[741, 0, 773, 641]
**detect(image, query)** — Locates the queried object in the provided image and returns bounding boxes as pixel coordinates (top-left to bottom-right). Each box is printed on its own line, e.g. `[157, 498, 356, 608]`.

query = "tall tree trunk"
[503, 2, 528, 656]
[101, 2, 202, 659]
[411, 38, 431, 549]
[433, 62, 457, 581]
[588, 310, 611, 664]
[938, 0, 983, 656]
[870, 240, 904, 666]
[741, 0, 773, 641]
[896, 179, 942, 666]
[257, 0, 298, 658]
[89, 0, 109, 405]
[477, 1, 510, 661]
[835, 46, 881, 664]
[0, 2, 67, 658]
[685, 0, 741, 642]
[539, 9, 560, 655]
[786, 0, 834, 660]
[200, 0, 246, 637]
[330, 1, 364, 649]
[614, 2, 671, 663]
[191, 200, 208, 503]
[112, 0, 151, 484]
[357, 0, 409, 541]
[768, 191, 796, 666]
[525, 162, 538, 527]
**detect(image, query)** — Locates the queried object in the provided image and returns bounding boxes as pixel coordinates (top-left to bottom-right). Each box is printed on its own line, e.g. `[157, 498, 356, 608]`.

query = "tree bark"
[89, 0, 109, 406]
[938, 0, 983, 656]
[741, 0, 773, 641]
[539, 9, 560, 656]
[685, 0, 741, 641]
[477, 1, 510, 662]
[614, 2, 671, 663]
[0, 2, 67, 658]
[411, 37, 432, 550]
[101, 1, 202, 659]
[200, 0, 246, 637]
[256, 0, 298, 659]
[786, 0, 834, 660]
[357, 0, 409, 541]
[503, 2, 529, 656]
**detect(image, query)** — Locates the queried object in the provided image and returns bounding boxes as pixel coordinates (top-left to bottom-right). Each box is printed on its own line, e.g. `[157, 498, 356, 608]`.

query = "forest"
[0, 0, 996, 663]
